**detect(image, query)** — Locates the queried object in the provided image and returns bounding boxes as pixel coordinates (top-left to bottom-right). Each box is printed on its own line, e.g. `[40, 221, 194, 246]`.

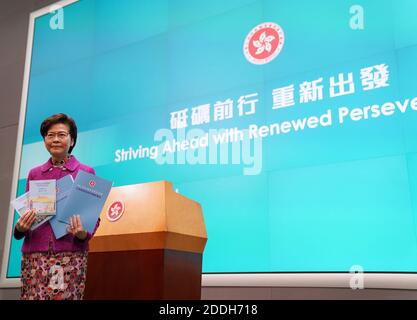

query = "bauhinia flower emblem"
[110, 203, 121, 216]
[252, 31, 275, 55]
[107, 201, 125, 222]
[243, 22, 285, 65]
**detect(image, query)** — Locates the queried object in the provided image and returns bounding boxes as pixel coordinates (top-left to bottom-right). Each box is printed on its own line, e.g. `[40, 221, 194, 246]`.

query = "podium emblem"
[107, 200, 125, 222]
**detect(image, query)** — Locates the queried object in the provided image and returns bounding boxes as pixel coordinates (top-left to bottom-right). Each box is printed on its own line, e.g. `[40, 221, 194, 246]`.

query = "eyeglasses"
[45, 131, 70, 140]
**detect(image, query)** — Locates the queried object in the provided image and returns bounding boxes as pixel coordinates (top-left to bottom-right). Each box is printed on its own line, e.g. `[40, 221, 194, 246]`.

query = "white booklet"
[11, 192, 53, 231]
[29, 180, 56, 215]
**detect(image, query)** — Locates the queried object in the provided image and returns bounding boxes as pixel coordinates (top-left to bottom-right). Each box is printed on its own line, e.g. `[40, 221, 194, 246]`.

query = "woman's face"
[44, 123, 74, 158]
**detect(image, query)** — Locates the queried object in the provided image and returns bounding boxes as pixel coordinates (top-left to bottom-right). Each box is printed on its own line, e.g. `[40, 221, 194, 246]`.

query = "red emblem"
[89, 180, 96, 188]
[243, 22, 285, 65]
[107, 201, 124, 222]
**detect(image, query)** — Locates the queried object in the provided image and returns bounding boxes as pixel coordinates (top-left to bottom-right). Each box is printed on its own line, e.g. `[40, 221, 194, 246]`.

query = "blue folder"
[50, 175, 74, 239]
[54, 170, 112, 239]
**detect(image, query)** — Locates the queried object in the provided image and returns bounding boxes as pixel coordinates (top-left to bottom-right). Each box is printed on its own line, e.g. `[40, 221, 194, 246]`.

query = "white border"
[0, 0, 80, 288]
[202, 273, 417, 290]
[1, 0, 417, 291]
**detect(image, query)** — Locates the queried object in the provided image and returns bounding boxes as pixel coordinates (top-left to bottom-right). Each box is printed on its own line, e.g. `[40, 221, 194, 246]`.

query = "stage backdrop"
[4, 0, 417, 278]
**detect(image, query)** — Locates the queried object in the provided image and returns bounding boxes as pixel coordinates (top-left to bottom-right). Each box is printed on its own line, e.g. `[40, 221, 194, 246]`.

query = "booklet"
[49, 175, 75, 239]
[10, 192, 30, 217]
[30, 214, 54, 231]
[54, 170, 112, 239]
[10, 192, 53, 231]
[29, 180, 56, 215]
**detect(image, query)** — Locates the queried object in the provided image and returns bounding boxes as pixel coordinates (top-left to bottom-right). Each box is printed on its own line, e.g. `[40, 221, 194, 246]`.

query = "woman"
[13, 113, 100, 300]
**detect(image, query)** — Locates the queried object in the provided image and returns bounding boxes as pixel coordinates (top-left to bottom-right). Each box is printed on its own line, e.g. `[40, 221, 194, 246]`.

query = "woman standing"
[14, 113, 99, 300]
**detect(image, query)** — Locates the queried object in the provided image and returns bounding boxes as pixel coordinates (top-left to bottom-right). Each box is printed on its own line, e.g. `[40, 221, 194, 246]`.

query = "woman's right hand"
[15, 209, 36, 233]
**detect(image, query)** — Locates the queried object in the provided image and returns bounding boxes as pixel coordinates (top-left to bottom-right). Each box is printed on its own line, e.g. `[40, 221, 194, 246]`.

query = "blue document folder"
[50, 175, 74, 239]
[55, 170, 112, 239]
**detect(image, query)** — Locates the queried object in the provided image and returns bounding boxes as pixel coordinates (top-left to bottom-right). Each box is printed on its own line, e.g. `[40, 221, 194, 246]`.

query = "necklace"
[52, 155, 70, 167]
[53, 159, 65, 166]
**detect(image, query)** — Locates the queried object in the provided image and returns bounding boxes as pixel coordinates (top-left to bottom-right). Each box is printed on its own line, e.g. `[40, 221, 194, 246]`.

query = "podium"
[84, 181, 207, 300]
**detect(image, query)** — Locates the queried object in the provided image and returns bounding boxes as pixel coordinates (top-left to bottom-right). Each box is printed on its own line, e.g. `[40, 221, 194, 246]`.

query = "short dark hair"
[40, 113, 77, 154]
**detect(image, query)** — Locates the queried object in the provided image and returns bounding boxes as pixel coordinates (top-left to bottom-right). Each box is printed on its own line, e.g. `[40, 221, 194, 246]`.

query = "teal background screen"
[6, 0, 417, 277]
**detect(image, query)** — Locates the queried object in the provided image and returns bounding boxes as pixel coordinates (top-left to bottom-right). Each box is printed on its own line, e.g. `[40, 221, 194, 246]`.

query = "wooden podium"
[84, 181, 207, 300]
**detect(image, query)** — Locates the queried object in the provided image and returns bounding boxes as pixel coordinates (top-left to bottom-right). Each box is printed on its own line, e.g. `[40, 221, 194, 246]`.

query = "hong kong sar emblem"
[107, 201, 124, 222]
[243, 22, 285, 65]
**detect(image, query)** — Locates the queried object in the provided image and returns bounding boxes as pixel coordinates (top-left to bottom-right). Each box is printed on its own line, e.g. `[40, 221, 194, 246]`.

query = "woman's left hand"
[68, 215, 87, 240]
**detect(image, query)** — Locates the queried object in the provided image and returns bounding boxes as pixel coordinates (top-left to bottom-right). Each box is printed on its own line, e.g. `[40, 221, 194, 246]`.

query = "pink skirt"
[20, 251, 88, 300]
